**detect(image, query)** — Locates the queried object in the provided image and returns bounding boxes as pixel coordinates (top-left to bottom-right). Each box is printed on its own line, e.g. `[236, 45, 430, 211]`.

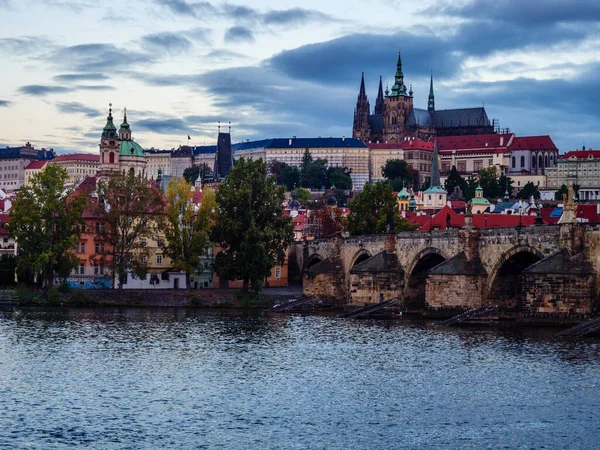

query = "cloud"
[427, 0, 600, 25]
[53, 73, 109, 82]
[140, 32, 193, 55]
[0, 100, 11, 107]
[0, 36, 53, 54]
[152, 0, 217, 17]
[263, 8, 335, 26]
[56, 102, 101, 118]
[19, 84, 113, 96]
[48, 43, 154, 72]
[135, 118, 190, 134]
[204, 49, 249, 62]
[224, 26, 254, 43]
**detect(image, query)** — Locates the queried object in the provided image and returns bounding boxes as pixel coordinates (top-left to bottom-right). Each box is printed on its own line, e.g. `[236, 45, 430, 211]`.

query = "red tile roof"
[436, 134, 512, 151]
[52, 153, 99, 163]
[25, 160, 47, 170]
[560, 150, 600, 160]
[509, 135, 557, 151]
[370, 139, 434, 151]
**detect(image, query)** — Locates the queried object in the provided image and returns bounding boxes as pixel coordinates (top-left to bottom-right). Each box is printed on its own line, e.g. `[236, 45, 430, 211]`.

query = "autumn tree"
[164, 177, 216, 290]
[306, 207, 346, 238]
[210, 157, 293, 294]
[183, 163, 212, 184]
[9, 164, 87, 289]
[93, 172, 166, 289]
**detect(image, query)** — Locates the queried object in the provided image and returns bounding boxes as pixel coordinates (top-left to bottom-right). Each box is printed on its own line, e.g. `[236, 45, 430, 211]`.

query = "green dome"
[119, 140, 145, 158]
[397, 187, 410, 200]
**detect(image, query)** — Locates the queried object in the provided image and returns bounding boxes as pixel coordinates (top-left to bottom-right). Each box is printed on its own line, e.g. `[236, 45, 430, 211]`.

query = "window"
[100, 244, 105, 254]
[157, 255, 163, 264]
[109, 152, 115, 164]
[80, 242, 85, 253]
[275, 267, 281, 279]
[100, 265, 105, 275]
[512, 156, 515, 168]
[474, 160, 482, 171]
[94, 264, 99, 275]
[539, 155, 543, 168]
[439, 195, 442, 200]
[157, 239, 163, 248]
[532, 156, 536, 168]
[79, 264, 85, 275]
[142, 255, 147, 264]
[95, 243, 99, 254]
[520, 156, 525, 167]
[141, 238, 147, 247]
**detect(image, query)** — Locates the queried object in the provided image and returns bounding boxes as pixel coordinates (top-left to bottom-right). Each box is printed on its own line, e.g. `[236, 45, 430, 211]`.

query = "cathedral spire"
[390, 50, 408, 97]
[430, 138, 441, 188]
[102, 103, 117, 139]
[359, 72, 366, 98]
[375, 75, 384, 115]
[353, 72, 371, 140]
[428, 71, 435, 113]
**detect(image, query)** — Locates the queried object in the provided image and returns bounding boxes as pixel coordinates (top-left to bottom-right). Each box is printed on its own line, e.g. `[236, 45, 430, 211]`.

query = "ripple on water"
[0, 308, 600, 449]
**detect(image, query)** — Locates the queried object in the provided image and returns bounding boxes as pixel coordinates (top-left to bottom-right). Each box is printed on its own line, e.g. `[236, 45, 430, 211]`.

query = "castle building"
[352, 51, 495, 144]
[98, 105, 146, 180]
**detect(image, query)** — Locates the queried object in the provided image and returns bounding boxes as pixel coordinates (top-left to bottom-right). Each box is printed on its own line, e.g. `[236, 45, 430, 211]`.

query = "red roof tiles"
[25, 160, 47, 170]
[509, 136, 557, 151]
[52, 153, 99, 163]
[561, 150, 600, 159]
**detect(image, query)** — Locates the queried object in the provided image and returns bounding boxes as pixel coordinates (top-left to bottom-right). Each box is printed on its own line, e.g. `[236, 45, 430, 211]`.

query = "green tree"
[347, 181, 414, 235]
[210, 158, 293, 294]
[9, 164, 86, 289]
[517, 182, 541, 200]
[301, 158, 328, 189]
[281, 163, 300, 191]
[478, 167, 500, 198]
[382, 159, 419, 189]
[498, 174, 514, 198]
[93, 172, 166, 289]
[183, 164, 212, 184]
[327, 167, 353, 190]
[444, 166, 465, 195]
[295, 187, 312, 204]
[164, 178, 217, 290]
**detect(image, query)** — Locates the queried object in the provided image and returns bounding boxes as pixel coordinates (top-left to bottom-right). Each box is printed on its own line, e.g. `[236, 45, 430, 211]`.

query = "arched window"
[532, 155, 536, 168]
[101, 153, 105, 163]
[391, 114, 397, 125]
[109, 152, 115, 164]
[545, 155, 548, 167]
[512, 156, 516, 168]
[520, 155, 525, 167]
[539, 154, 543, 168]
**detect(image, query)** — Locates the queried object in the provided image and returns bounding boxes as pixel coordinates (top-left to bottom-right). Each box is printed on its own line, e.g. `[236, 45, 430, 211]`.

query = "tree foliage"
[382, 159, 419, 190]
[93, 172, 166, 289]
[9, 164, 86, 289]
[327, 166, 353, 190]
[347, 181, 414, 235]
[306, 208, 346, 239]
[183, 163, 212, 184]
[444, 166, 478, 200]
[210, 158, 293, 294]
[517, 181, 541, 200]
[555, 184, 580, 201]
[164, 178, 217, 290]
[477, 167, 514, 199]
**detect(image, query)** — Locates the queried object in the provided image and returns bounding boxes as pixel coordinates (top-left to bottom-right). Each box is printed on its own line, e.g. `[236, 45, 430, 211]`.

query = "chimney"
[342, 136, 345, 142]
[500, 136, 504, 146]
[289, 138, 292, 146]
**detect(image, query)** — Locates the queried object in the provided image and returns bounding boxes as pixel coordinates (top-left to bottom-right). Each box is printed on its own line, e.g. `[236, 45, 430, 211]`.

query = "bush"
[238, 292, 273, 308]
[70, 290, 91, 306]
[58, 283, 71, 293]
[47, 286, 60, 304]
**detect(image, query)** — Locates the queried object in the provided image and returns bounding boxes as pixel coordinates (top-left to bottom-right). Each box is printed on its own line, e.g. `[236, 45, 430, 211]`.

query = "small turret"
[101, 103, 117, 139]
[118, 107, 132, 141]
[390, 50, 408, 97]
[428, 71, 435, 113]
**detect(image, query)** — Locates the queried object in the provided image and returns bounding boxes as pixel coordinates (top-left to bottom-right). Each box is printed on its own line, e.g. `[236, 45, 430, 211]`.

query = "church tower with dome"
[98, 104, 147, 181]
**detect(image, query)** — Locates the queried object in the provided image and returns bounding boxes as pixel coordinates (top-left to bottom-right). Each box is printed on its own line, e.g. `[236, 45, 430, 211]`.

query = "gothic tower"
[98, 104, 120, 179]
[374, 76, 384, 115]
[352, 72, 371, 141]
[428, 71, 435, 113]
[383, 51, 414, 143]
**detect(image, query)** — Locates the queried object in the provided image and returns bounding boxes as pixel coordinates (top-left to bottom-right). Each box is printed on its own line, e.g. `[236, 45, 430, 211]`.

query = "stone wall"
[522, 274, 596, 314]
[304, 272, 346, 299]
[426, 274, 486, 309]
[349, 272, 403, 304]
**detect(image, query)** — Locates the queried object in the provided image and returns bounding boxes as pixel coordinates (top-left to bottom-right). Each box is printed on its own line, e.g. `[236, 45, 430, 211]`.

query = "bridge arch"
[405, 247, 448, 308]
[349, 249, 373, 270]
[486, 245, 544, 309]
[306, 253, 323, 271]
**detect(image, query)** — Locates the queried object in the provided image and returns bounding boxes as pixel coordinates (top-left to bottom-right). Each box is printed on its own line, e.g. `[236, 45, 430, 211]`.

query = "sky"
[0, 0, 599, 154]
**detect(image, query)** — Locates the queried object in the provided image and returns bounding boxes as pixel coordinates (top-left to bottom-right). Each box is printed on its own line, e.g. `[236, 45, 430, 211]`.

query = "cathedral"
[98, 104, 147, 181]
[352, 51, 495, 144]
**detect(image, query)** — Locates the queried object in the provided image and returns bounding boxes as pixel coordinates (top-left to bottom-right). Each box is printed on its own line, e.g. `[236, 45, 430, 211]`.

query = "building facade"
[546, 149, 600, 201]
[51, 154, 100, 186]
[0, 143, 55, 190]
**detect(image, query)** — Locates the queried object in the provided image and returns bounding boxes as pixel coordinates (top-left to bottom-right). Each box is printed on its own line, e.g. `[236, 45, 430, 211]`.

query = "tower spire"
[352, 72, 371, 140]
[430, 138, 441, 188]
[359, 72, 366, 98]
[428, 70, 435, 113]
[102, 103, 117, 139]
[375, 75, 384, 115]
[390, 49, 407, 97]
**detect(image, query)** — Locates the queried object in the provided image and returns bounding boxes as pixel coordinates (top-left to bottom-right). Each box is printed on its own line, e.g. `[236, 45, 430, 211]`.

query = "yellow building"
[145, 149, 171, 179]
[51, 153, 99, 186]
[24, 160, 48, 186]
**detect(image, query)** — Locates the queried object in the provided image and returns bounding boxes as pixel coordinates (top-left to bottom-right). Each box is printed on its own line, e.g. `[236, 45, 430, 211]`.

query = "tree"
[93, 172, 166, 289]
[164, 178, 217, 291]
[478, 167, 500, 198]
[281, 163, 300, 191]
[555, 184, 580, 201]
[210, 157, 293, 294]
[269, 160, 284, 185]
[448, 186, 464, 202]
[517, 182, 541, 200]
[498, 174, 514, 198]
[9, 164, 86, 289]
[327, 167, 353, 190]
[183, 164, 212, 184]
[382, 159, 419, 189]
[295, 188, 312, 204]
[301, 158, 328, 189]
[444, 166, 464, 195]
[347, 181, 414, 235]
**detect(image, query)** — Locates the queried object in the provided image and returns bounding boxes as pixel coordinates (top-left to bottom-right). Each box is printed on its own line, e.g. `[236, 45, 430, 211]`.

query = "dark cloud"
[0, 100, 11, 107]
[224, 26, 254, 43]
[187, 27, 212, 44]
[140, 32, 193, 55]
[223, 3, 257, 21]
[427, 0, 600, 25]
[0, 36, 53, 54]
[56, 102, 101, 118]
[19, 84, 113, 96]
[152, 0, 217, 17]
[135, 118, 189, 134]
[53, 73, 109, 82]
[266, 32, 457, 85]
[48, 44, 153, 72]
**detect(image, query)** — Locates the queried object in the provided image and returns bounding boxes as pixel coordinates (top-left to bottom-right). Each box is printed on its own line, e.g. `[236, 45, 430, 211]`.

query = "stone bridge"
[292, 224, 600, 314]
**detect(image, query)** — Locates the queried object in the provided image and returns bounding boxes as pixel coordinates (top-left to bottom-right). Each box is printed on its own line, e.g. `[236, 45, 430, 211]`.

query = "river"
[1, 307, 599, 449]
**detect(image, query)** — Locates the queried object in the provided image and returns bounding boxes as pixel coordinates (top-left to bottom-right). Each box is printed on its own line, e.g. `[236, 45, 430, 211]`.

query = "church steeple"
[118, 107, 132, 141]
[430, 138, 441, 188]
[428, 71, 435, 113]
[101, 103, 117, 139]
[375, 75, 384, 115]
[352, 72, 371, 141]
[390, 50, 408, 97]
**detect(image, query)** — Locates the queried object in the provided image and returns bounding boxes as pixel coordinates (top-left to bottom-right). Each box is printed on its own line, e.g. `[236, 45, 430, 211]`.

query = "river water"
[1, 308, 599, 449]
